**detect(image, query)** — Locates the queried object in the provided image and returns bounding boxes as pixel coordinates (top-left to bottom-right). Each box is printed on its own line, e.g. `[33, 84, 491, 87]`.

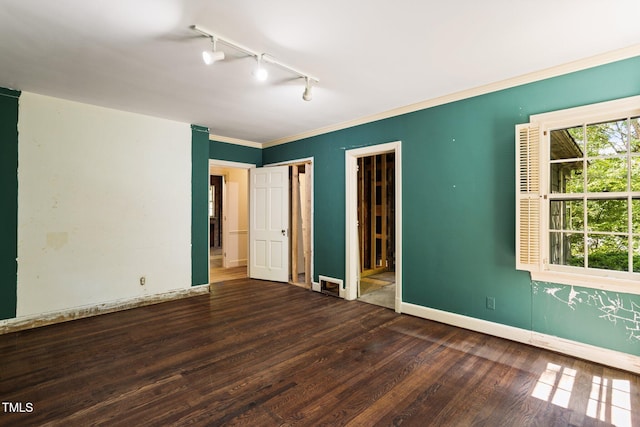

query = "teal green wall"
[0, 88, 19, 320]
[209, 139, 262, 167]
[263, 56, 640, 356]
[191, 125, 210, 286]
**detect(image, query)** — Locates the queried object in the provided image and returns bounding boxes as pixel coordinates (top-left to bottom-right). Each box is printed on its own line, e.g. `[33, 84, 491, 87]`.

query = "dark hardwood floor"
[1, 278, 638, 426]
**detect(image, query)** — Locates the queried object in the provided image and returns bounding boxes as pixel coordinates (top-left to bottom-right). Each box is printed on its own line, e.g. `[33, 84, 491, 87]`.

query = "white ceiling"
[0, 1, 639, 145]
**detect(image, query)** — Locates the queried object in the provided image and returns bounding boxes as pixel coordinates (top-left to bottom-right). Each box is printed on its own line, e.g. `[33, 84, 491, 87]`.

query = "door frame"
[209, 159, 256, 277]
[345, 141, 402, 312]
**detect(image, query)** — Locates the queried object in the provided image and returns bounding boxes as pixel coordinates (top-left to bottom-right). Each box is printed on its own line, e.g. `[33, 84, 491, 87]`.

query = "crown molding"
[0, 87, 20, 99]
[262, 43, 640, 148]
[208, 133, 262, 149]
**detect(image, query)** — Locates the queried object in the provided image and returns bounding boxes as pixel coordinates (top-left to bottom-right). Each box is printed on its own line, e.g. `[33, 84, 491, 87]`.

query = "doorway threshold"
[358, 271, 395, 309]
[358, 284, 395, 309]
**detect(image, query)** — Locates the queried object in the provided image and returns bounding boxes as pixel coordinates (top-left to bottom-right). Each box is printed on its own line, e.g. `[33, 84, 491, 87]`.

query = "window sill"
[531, 270, 640, 295]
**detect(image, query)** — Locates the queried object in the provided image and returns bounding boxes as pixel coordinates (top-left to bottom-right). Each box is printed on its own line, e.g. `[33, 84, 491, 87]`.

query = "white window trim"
[518, 95, 640, 295]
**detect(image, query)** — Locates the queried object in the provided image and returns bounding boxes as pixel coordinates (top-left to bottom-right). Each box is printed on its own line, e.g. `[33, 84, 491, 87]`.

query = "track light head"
[254, 67, 268, 81]
[202, 49, 225, 65]
[202, 36, 225, 65]
[302, 77, 312, 101]
[253, 55, 268, 81]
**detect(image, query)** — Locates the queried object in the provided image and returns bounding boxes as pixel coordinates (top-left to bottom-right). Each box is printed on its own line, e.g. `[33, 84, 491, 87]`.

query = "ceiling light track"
[191, 24, 318, 101]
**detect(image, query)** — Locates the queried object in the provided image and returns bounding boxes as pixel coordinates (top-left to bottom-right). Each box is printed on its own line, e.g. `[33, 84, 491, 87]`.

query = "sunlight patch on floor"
[532, 362, 632, 427]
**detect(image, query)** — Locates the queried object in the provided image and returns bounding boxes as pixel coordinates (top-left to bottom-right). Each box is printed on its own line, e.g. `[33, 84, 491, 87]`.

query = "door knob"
[281, 229, 286, 236]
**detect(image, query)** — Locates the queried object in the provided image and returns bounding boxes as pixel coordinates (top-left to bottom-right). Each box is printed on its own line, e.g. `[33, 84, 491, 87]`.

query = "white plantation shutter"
[515, 124, 541, 272]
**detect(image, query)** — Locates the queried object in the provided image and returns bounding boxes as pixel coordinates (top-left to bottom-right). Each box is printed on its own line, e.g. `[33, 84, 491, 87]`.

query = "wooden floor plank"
[1, 278, 639, 426]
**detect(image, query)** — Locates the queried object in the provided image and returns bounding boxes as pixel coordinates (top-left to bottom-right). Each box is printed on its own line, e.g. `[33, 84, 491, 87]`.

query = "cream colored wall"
[16, 92, 192, 317]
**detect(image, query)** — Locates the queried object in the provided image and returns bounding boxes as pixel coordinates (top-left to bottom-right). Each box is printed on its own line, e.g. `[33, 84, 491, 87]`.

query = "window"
[516, 95, 640, 293]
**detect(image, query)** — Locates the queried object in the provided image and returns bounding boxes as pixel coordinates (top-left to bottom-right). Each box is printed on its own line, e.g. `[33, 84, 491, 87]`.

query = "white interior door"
[249, 166, 289, 282]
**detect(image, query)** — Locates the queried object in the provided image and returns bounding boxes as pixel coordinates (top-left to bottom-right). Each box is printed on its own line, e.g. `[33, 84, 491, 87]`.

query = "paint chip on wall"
[534, 282, 640, 342]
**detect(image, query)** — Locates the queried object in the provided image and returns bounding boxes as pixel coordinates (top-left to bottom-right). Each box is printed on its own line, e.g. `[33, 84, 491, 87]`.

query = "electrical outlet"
[140, 276, 146, 286]
[486, 296, 495, 310]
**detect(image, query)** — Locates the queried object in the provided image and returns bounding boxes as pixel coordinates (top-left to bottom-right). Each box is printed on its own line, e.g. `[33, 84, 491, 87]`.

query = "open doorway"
[289, 162, 313, 288]
[210, 158, 314, 287]
[252, 159, 314, 287]
[209, 174, 223, 266]
[345, 141, 402, 312]
[209, 160, 252, 283]
[357, 153, 395, 309]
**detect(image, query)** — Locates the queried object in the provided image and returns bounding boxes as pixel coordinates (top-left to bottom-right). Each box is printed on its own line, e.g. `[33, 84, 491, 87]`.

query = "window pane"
[551, 127, 584, 160]
[587, 234, 628, 272]
[634, 199, 640, 234]
[550, 232, 584, 267]
[550, 161, 583, 193]
[631, 117, 640, 153]
[587, 199, 628, 232]
[632, 157, 640, 192]
[586, 120, 628, 157]
[550, 200, 583, 231]
[586, 158, 627, 193]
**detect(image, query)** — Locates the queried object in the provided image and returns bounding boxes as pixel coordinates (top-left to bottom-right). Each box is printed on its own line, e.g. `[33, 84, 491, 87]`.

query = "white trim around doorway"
[209, 159, 256, 279]
[209, 159, 256, 170]
[345, 141, 402, 312]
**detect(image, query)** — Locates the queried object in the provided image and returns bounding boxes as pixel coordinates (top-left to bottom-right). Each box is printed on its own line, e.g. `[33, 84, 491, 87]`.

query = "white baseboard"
[226, 259, 247, 267]
[400, 302, 640, 374]
[529, 332, 640, 374]
[0, 285, 210, 335]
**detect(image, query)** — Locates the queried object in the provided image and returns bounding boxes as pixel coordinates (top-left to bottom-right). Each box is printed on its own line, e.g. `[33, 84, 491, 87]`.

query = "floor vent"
[319, 275, 343, 298]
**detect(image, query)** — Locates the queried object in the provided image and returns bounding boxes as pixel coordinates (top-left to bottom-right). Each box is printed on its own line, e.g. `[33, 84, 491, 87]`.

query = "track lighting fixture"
[202, 36, 225, 65]
[191, 24, 319, 101]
